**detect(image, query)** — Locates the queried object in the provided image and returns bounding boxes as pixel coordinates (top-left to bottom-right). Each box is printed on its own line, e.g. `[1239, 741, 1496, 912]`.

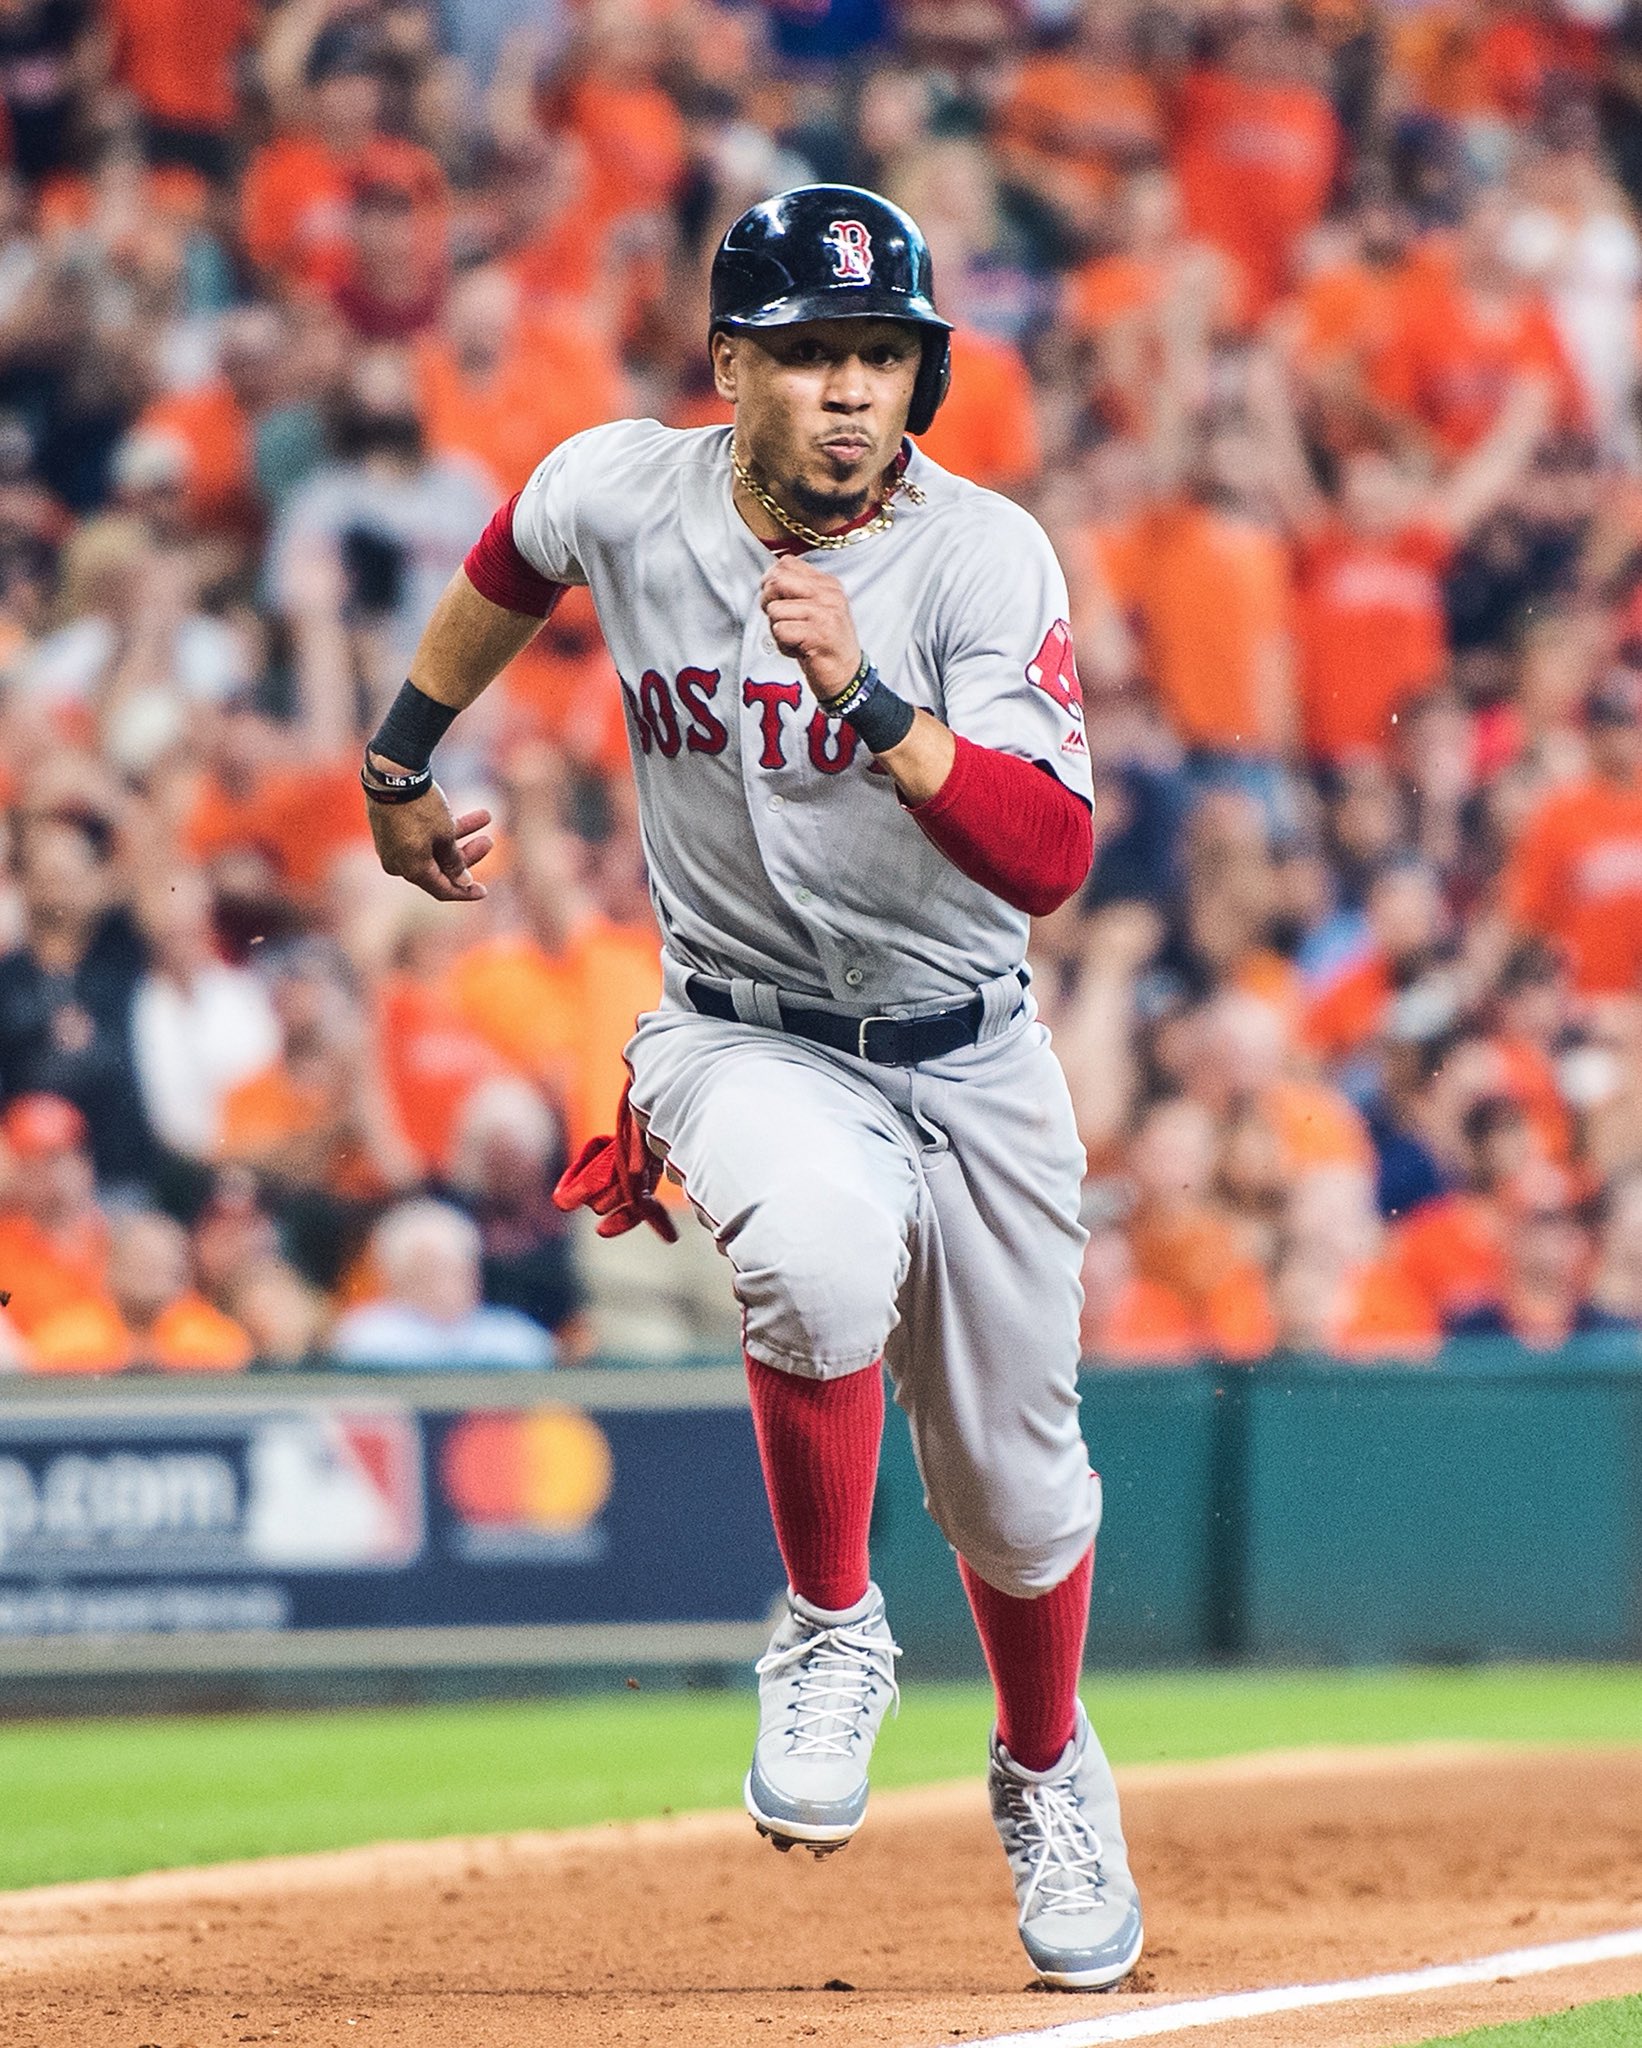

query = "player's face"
[716, 319, 922, 526]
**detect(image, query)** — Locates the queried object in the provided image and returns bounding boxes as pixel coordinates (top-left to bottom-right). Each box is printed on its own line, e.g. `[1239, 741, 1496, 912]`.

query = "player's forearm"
[877, 708, 956, 806]
[405, 570, 547, 718]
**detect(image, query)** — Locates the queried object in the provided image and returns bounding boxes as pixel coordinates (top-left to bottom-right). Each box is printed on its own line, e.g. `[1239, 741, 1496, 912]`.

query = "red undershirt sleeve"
[463, 493, 566, 619]
[908, 733, 1093, 917]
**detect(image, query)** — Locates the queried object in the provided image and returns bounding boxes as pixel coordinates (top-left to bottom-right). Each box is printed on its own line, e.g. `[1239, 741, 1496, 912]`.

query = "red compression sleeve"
[909, 734, 1093, 916]
[463, 493, 565, 618]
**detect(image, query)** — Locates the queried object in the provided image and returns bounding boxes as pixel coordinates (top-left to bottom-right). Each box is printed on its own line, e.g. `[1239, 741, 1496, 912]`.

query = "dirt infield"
[4, 1743, 1642, 2048]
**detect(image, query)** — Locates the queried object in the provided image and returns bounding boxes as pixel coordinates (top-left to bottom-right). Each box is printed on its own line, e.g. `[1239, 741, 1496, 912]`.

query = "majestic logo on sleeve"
[1027, 619, 1084, 721]
[823, 220, 874, 284]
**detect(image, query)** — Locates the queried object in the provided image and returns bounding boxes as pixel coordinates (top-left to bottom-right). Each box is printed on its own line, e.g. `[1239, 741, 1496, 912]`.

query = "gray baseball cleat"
[744, 1582, 900, 1855]
[988, 1701, 1144, 1989]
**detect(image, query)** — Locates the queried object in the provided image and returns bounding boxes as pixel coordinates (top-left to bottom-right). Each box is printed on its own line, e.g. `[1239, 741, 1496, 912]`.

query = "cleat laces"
[756, 1621, 901, 1757]
[1003, 1775, 1106, 1919]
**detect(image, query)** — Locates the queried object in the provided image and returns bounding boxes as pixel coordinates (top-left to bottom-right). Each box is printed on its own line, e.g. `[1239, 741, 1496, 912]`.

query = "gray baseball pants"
[625, 959, 1099, 1596]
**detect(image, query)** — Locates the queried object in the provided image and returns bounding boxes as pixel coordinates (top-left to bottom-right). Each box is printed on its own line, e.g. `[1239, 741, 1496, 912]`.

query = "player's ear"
[711, 330, 738, 404]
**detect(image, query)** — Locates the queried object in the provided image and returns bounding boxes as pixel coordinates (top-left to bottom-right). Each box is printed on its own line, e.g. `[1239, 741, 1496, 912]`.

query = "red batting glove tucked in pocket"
[552, 1080, 679, 1243]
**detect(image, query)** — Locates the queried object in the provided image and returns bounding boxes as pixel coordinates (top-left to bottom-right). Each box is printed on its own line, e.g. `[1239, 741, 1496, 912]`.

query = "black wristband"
[369, 679, 460, 774]
[838, 665, 917, 754]
[360, 760, 433, 805]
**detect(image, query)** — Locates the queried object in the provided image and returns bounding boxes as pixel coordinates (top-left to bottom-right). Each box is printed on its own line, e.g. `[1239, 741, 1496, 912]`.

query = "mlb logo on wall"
[243, 1411, 423, 1569]
[824, 219, 873, 284]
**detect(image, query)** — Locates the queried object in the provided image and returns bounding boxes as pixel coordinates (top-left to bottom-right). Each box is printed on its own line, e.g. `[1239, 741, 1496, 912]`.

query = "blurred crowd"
[0, 0, 1640, 1371]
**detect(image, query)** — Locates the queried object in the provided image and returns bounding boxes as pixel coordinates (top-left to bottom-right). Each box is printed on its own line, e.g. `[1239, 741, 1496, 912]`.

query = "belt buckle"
[856, 1014, 897, 1063]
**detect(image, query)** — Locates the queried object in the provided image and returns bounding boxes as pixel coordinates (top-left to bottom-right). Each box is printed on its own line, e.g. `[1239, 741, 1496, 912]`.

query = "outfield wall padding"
[0, 1347, 1638, 1691]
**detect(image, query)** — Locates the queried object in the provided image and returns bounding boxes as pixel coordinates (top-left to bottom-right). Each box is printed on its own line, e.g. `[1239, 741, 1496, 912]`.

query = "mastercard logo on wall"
[438, 1407, 615, 1562]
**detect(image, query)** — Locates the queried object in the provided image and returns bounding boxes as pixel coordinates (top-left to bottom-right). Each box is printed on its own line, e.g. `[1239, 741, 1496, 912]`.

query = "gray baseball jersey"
[511, 420, 1092, 1006]
[510, 419, 1099, 1595]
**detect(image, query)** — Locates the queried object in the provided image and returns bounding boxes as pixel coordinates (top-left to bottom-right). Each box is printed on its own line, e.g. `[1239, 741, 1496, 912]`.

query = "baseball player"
[364, 185, 1143, 1991]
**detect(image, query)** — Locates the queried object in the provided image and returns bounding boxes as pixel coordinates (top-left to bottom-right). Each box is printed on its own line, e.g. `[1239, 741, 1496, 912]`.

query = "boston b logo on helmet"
[709, 184, 952, 436]
[823, 219, 874, 285]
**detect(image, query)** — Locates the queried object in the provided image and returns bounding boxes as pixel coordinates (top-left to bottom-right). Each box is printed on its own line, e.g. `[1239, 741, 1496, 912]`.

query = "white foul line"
[965, 1925, 1642, 2048]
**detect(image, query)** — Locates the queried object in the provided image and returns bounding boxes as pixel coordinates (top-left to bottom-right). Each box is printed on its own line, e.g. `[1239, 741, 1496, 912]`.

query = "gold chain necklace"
[732, 450, 919, 551]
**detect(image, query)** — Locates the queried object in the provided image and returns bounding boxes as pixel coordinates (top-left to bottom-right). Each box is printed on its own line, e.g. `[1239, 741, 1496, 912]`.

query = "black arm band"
[837, 665, 917, 754]
[368, 679, 460, 773]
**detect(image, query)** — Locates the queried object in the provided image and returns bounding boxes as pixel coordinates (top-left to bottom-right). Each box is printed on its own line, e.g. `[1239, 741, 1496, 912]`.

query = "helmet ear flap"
[907, 329, 951, 437]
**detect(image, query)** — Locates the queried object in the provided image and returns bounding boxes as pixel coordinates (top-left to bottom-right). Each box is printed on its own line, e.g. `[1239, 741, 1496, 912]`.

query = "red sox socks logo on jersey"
[1027, 619, 1088, 757]
[823, 219, 874, 284]
[1026, 619, 1083, 718]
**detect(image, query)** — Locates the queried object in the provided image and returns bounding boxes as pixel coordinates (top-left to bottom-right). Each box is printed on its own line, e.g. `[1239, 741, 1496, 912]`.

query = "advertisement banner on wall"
[0, 1378, 785, 1671]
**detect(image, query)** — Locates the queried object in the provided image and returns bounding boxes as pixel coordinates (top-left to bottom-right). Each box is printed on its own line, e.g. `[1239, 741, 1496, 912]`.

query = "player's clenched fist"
[367, 781, 494, 903]
[759, 557, 862, 702]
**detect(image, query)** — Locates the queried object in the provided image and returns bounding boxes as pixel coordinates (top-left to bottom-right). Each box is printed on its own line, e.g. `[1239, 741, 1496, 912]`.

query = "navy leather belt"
[683, 973, 1018, 1067]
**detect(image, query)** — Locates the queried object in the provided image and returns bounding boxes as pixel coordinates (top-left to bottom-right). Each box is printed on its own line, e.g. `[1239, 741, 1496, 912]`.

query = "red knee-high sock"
[959, 1546, 1094, 1772]
[745, 1354, 883, 1613]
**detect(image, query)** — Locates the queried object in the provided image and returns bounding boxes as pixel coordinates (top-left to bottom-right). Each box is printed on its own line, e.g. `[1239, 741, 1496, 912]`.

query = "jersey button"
[795, 887, 813, 904]
[844, 968, 864, 988]
[767, 794, 784, 811]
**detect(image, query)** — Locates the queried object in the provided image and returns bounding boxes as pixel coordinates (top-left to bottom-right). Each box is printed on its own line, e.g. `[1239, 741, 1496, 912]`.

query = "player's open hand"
[367, 782, 493, 903]
[759, 557, 862, 702]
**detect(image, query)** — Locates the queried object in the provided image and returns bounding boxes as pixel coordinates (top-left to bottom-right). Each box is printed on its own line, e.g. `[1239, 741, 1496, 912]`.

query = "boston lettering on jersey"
[624, 665, 859, 777]
[621, 666, 730, 758]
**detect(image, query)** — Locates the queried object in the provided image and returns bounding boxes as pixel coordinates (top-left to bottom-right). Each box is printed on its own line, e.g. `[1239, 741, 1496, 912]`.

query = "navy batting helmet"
[709, 185, 952, 436]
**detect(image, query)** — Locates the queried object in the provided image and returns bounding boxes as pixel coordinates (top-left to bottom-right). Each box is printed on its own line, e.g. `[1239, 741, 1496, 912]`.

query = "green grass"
[1411, 1997, 1642, 2047]
[0, 1663, 1637, 1892]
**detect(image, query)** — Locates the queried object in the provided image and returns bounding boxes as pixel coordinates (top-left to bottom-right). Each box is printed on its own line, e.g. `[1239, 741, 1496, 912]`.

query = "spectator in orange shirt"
[1396, 0, 1585, 135]
[414, 266, 627, 496]
[1274, 1166, 1442, 1360]
[216, 939, 418, 1210]
[0, 1094, 109, 1341]
[1304, 859, 1454, 1064]
[182, 698, 374, 908]
[1078, 1222, 1199, 1366]
[329, 143, 450, 344]
[1281, 181, 1414, 409]
[910, 324, 1040, 496]
[241, 23, 446, 295]
[1123, 1093, 1274, 1356]
[1486, 938, 1577, 1167]
[1173, 16, 1341, 319]
[1098, 422, 1296, 779]
[1368, 192, 1586, 458]
[1251, 345, 1551, 760]
[443, 820, 662, 1155]
[137, 307, 291, 539]
[107, 0, 250, 181]
[994, 0, 1165, 235]
[1189, 989, 1374, 1178]
[496, 586, 632, 779]
[557, 12, 688, 227]
[1062, 169, 1239, 435]
[376, 899, 508, 1181]
[1443, 1162, 1615, 1346]
[1393, 1093, 1530, 1322]
[1504, 662, 1642, 994]
[29, 1209, 254, 1374]
[482, 132, 603, 309]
